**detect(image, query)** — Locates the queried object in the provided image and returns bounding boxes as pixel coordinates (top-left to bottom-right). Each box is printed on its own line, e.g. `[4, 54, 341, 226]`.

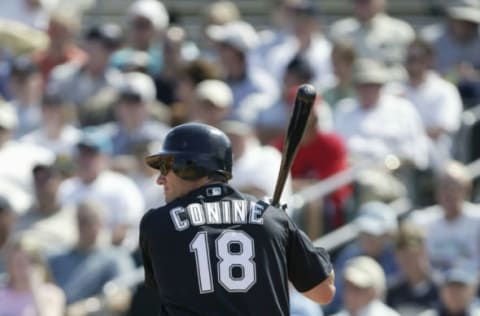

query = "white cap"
[206, 21, 259, 53]
[353, 59, 389, 85]
[447, 0, 480, 24]
[196, 80, 233, 108]
[0, 102, 18, 130]
[343, 256, 386, 296]
[119, 72, 157, 103]
[127, 0, 169, 31]
[355, 201, 398, 236]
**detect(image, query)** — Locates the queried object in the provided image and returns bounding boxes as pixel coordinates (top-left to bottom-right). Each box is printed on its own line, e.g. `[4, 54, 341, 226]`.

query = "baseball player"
[139, 122, 335, 315]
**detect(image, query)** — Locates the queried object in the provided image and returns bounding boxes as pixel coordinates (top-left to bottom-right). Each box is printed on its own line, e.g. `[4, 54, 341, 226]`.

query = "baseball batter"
[139, 122, 335, 315]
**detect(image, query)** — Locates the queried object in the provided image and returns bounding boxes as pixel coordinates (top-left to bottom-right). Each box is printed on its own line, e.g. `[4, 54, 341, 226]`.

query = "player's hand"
[263, 196, 288, 212]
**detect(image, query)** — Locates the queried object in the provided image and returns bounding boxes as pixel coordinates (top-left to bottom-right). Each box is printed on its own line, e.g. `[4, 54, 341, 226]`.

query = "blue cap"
[77, 128, 113, 155]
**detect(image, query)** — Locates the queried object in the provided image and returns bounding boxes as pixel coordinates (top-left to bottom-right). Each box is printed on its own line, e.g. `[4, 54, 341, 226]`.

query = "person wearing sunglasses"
[139, 122, 335, 315]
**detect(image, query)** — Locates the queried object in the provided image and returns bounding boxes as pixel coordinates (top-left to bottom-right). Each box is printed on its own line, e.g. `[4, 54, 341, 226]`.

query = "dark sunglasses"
[156, 156, 175, 176]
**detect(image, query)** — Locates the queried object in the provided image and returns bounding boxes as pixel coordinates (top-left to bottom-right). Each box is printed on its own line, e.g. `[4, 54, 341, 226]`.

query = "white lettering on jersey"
[232, 200, 248, 224]
[205, 202, 222, 224]
[171, 200, 266, 231]
[221, 201, 231, 224]
[170, 207, 189, 231]
[188, 203, 206, 226]
[249, 202, 265, 225]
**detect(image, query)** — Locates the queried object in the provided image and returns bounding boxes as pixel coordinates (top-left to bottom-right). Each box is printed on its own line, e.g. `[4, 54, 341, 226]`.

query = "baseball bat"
[271, 84, 317, 208]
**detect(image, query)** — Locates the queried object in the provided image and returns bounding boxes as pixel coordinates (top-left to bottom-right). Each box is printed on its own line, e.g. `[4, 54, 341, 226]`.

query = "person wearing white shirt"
[0, 104, 54, 214]
[261, 0, 334, 90]
[400, 38, 463, 166]
[58, 129, 144, 250]
[20, 87, 80, 157]
[334, 58, 429, 169]
[408, 161, 480, 280]
[329, 0, 414, 81]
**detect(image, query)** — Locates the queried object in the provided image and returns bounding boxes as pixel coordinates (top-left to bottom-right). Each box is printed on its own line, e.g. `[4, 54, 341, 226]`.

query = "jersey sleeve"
[286, 218, 333, 292]
[139, 213, 158, 289]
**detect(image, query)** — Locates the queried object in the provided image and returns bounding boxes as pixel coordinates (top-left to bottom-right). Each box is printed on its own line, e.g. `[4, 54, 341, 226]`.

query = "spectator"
[48, 23, 124, 127]
[329, 0, 414, 81]
[329, 201, 400, 314]
[256, 54, 332, 144]
[154, 25, 199, 106]
[332, 256, 400, 316]
[419, 268, 480, 316]
[49, 200, 135, 304]
[14, 160, 77, 256]
[0, 103, 54, 214]
[100, 71, 170, 157]
[191, 79, 233, 127]
[200, 0, 241, 59]
[409, 160, 480, 279]
[323, 40, 357, 109]
[422, 0, 480, 107]
[171, 59, 220, 126]
[20, 86, 80, 157]
[261, 0, 334, 90]
[400, 38, 463, 166]
[0, 0, 52, 30]
[387, 222, 438, 316]
[272, 90, 351, 236]
[334, 58, 430, 169]
[250, 0, 296, 73]
[8, 56, 43, 138]
[110, 0, 169, 77]
[0, 239, 65, 316]
[57, 128, 145, 249]
[0, 196, 15, 277]
[206, 20, 279, 122]
[32, 8, 87, 81]
[219, 119, 292, 202]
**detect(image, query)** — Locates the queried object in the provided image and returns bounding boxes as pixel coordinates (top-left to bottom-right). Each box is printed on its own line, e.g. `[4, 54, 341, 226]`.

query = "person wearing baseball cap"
[422, 0, 480, 88]
[105, 71, 169, 157]
[206, 20, 278, 121]
[334, 58, 430, 170]
[418, 267, 480, 316]
[190, 79, 233, 127]
[110, 0, 169, 77]
[57, 127, 145, 249]
[327, 201, 401, 314]
[332, 256, 400, 316]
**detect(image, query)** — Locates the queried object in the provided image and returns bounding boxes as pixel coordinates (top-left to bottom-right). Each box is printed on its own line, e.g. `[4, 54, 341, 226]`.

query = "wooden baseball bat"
[271, 84, 316, 207]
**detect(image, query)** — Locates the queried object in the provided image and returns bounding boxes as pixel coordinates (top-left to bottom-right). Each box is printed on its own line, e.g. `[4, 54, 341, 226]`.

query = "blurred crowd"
[0, 0, 480, 315]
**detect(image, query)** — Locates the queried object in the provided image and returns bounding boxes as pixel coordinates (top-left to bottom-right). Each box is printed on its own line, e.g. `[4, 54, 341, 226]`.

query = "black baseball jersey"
[139, 183, 332, 316]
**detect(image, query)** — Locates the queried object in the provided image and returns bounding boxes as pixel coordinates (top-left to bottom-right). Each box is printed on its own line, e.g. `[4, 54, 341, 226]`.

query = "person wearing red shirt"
[31, 9, 87, 82]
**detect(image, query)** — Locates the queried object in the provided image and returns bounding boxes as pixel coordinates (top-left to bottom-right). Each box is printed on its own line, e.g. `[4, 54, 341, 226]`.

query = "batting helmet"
[145, 122, 233, 181]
